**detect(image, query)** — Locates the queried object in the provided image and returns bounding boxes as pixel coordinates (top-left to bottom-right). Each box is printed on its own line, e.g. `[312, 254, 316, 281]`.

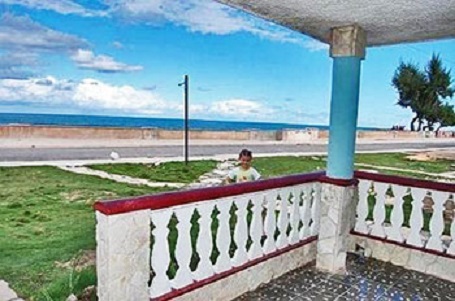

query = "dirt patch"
[406, 150, 455, 162]
[55, 250, 95, 272]
[60, 191, 86, 202]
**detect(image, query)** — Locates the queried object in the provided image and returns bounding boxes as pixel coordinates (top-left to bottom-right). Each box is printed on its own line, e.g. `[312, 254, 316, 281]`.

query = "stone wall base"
[350, 234, 455, 283]
[175, 241, 318, 301]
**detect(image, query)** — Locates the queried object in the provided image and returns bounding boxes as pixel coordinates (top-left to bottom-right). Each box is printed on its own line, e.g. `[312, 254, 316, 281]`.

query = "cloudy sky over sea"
[0, 0, 454, 128]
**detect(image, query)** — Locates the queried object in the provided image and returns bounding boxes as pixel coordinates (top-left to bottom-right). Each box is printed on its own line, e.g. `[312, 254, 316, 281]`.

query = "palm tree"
[392, 54, 454, 131]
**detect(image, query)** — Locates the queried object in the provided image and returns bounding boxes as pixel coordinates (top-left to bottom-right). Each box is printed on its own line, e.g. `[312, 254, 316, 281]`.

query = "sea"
[0, 113, 380, 131]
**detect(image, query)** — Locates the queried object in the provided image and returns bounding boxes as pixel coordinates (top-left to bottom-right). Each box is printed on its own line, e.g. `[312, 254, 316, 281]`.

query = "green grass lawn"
[254, 156, 326, 178]
[355, 152, 454, 173]
[0, 166, 170, 301]
[2, 153, 453, 300]
[88, 160, 218, 183]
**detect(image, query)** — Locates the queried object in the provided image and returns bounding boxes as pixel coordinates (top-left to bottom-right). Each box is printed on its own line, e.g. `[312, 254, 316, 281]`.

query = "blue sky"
[0, 0, 454, 129]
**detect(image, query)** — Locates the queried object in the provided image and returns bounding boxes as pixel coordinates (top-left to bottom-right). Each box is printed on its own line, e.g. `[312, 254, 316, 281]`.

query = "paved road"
[1, 142, 454, 162]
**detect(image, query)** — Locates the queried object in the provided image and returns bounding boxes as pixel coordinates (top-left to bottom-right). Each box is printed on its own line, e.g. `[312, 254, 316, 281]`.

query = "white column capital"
[329, 24, 366, 59]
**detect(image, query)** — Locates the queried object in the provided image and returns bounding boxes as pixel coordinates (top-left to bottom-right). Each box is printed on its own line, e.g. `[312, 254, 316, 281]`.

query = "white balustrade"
[370, 183, 388, 238]
[193, 202, 215, 280]
[299, 185, 312, 240]
[448, 213, 455, 255]
[355, 177, 454, 255]
[263, 190, 278, 253]
[426, 191, 449, 252]
[150, 209, 173, 298]
[172, 206, 195, 288]
[232, 195, 249, 266]
[355, 180, 371, 234]
[148, 182, 321, 299]
[310, 183, 321, 236]
[406, 188, 426, 247]
[214, 198, 233, 273]
[248, 193, 264, 260]
[276, 190, 290, 249]
[288, 188, 300, 244]
[387, 185, 407, 243]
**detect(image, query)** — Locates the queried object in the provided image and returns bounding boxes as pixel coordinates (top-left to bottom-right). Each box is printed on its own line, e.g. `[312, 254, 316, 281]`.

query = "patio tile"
[335, 279, 390, 301]
[271, 266, 332, 295]
[236, 283, 301, 301]
[234, 253, 455, 301]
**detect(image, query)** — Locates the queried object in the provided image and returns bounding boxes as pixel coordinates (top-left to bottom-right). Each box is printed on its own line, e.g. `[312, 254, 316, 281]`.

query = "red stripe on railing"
[354, 170, 455, 193]
[94, 171, 325, 215]
[152, 236, 318, 301]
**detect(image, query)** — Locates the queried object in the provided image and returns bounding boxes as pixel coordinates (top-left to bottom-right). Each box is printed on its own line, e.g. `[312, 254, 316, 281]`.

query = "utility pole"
[178, 75, 189, 165]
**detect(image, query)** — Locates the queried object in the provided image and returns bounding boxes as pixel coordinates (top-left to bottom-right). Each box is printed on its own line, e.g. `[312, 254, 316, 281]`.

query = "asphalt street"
[1, 142, 454, 162]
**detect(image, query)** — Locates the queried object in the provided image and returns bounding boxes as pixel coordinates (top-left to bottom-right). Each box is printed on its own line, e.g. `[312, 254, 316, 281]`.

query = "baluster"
[448, 203, 455, 255]
[193, 202, 215, 280]
[150, 210, 173, 298]
[276, 190, 289, 249]
[426, 191, 449, 252]
[214, 198, 233, 273]
[171, 206, 195, 288]
[310, 182, 321, 236]
[288, 187, 300, 244]
[232, 195, 249, 267]
[248, 193, 264, 260]
[263, 190, 277, 254]
[406, 188, 426, 247]
[370, 182, 388, 238]
[299, 185, 312, 240]
[355, 180, 371, 234]
[387, 185, 407, 243]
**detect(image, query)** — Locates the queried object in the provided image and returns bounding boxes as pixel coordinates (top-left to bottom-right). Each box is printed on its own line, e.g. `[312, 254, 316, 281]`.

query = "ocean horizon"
[0, 112, 382, 132]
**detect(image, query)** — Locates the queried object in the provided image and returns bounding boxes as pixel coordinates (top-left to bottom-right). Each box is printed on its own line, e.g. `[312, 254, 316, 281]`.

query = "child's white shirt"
[228, 167, 261, 183]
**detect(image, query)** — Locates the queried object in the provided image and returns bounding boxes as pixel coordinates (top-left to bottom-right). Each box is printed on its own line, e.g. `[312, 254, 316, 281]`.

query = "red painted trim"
[319, 176, 359, 187]
[151, 236, 318, 301]
[94, 171, 325, 215]
[354, 171, 455, 193]
[350, 230, 455, 260]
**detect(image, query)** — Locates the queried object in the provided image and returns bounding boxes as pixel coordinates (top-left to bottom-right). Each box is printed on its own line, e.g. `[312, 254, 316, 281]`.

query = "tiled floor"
[235, 254, 455, 301]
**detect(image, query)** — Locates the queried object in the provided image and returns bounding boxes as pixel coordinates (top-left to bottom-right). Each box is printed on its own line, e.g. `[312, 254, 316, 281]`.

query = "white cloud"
[209, 99, 265, 116]
[71, 49, 143, 73]
[0, 52, 40, 79]
[303, 40, 329, 52]
[73, 78, 168, 113]
[2, 0, 106, 16]
[112, 41, 124, 49]
[0, 76, 174, 115]
[2, 1, 325, 50]
[106, 0, 322, 50]
[0, 13, 88, 52]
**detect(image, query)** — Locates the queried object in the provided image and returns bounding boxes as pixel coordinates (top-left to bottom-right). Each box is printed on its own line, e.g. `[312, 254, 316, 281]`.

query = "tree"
[435, 103, 455, 133]
[392, 54, 454, 131]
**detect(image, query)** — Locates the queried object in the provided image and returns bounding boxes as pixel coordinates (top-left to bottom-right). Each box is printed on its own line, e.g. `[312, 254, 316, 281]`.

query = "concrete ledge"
[350, 234, 455, 283]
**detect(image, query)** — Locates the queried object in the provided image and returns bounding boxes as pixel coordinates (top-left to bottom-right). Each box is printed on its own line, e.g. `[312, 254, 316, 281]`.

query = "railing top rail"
[355, 170, 455, 193]
[94, 171, 325, 215]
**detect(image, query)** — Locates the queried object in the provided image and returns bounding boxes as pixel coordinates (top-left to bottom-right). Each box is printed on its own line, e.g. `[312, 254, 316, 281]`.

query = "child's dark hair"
[238, 148, 252, 159]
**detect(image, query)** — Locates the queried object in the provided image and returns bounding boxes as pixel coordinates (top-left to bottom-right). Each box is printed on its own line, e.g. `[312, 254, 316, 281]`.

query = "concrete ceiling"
[215, 0, 455, 46]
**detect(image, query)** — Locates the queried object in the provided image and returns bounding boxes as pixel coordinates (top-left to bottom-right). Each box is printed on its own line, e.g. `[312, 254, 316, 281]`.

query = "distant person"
[226, 149, 261, 184]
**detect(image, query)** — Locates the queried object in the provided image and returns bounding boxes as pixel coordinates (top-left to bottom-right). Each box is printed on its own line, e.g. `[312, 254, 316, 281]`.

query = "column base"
[316, 180, 357, 274]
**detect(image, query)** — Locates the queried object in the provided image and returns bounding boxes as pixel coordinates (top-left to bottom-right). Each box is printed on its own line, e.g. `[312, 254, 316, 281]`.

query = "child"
[226, 149, 261, 183]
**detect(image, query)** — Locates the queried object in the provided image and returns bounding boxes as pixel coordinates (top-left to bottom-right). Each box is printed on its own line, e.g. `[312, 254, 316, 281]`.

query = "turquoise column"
[326, 57, 362, 179]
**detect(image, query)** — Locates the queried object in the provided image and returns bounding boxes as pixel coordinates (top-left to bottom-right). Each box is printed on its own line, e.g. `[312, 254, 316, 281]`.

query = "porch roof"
[215, 0, 455, 46]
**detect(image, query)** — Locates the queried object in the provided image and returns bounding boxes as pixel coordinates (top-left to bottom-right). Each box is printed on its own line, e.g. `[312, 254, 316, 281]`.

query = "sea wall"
[0, 125, 452, 141]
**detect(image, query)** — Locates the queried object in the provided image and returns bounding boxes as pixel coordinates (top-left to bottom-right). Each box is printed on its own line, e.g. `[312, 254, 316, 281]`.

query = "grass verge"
[0, 166, 170, 301]
[88, 160, 218, 184]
